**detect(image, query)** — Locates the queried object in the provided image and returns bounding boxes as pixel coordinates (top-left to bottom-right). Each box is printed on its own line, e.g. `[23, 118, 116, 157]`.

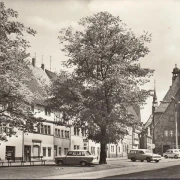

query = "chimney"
[41, 63, 45, 71]
[32, 58, 36, 67]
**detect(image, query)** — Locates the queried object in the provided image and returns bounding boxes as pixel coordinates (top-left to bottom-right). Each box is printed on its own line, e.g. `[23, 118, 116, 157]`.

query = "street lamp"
[171, 97, 178, 149]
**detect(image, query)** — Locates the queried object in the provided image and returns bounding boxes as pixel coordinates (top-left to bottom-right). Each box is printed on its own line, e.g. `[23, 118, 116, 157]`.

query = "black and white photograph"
[1, 0, 180, 179]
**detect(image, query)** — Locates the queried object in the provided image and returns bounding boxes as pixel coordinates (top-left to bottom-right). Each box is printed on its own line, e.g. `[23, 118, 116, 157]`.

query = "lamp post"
[171, 97, 178, 149]
[152, 101, 156, 153]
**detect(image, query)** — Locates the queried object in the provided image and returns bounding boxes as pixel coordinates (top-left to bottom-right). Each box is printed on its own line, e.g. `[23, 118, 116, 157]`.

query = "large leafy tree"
[0, 2, 41, 140]
[47, 12, 154, 164]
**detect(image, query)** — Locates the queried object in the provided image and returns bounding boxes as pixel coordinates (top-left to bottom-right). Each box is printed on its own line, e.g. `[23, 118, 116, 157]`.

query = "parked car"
[163, 149, 180, 159]
[127, 149, 161, 163]
[54, 150, 99, 166]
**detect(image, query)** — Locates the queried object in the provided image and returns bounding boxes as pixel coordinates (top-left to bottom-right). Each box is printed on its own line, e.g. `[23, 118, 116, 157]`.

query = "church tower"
[172, 64, 179, 84]
[152, 80, 158, 114]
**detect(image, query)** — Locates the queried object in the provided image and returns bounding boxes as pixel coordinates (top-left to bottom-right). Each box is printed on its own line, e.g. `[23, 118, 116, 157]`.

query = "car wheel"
[80, 161, 87, 166]
[164, 155, 168, 159]
[141, 160, 144, 162]
[155, 160, 159, 163]
[174, 155, 178, 159]
[146, 157, 151, 162]
[131, 157, 136, 162]
[57, 160, 63, 166]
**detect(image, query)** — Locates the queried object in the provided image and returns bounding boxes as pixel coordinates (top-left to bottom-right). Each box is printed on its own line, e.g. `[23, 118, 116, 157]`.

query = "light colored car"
[54, 150, 98, 166]
[163, 149, 180, 159]
[128, 149, 161, 163]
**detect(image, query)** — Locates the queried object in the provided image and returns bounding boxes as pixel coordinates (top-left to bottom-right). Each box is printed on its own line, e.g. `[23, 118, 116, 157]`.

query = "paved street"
[0, 158, 180, 179]
[103, 164, 180, 179]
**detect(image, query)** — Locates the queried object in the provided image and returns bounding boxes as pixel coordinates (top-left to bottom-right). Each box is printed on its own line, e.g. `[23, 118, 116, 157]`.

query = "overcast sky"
[3, 0, 180, 123]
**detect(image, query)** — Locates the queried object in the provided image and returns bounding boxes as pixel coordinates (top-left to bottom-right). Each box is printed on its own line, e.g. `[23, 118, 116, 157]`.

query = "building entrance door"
[6, 146, 15, 161]
[24, 145, 31, 161]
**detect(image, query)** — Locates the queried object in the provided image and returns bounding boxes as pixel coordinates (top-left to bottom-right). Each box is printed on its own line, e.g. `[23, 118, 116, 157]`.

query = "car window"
[72, 151, 77, 156]
[166, 150, 170, 153]
[81, 152, 85, 156]
[85, 151, 91, 156]
[174, 150, 178, 153]
[130, 150, 136, 153]
[171, 150, 173, 153]
[139, 151, 144, 154]
[67, 151, 77, 156]
[67, 151, 73, 156]
[145, 150, 151, 153]
[76, 151, 82, 156]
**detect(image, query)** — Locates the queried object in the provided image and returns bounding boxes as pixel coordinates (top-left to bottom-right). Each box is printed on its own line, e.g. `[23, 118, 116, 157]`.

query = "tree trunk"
[99, 142, 107, 164]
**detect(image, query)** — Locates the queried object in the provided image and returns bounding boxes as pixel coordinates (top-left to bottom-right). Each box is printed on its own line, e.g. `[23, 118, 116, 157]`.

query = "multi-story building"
[0, 58, 142, 161]
[153, 65, 180, 155]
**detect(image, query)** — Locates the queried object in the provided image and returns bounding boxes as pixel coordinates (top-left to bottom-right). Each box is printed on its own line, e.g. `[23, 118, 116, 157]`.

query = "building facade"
[154, 65, 180, 155]
[0, 58, 142, 161]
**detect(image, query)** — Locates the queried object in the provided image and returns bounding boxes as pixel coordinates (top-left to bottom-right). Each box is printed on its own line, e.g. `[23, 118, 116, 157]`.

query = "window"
[64, 148, 68, 155]
[58, 129, 60, 137]
[59, 147, 61, 155]
[91, 146, 95, 155]
[164, 130, 168, 137]
[67, 131, 69, 138]
[54, 145, 57, 156]
[74, 127, 79, 136]
[61, 130, 64, 138]
[45, 107, 51, 116]
[74, 145, 77, 150]
[111, 145, 114, 152]
[47, 126, 51, 135]
[77, 145, 79, 150]
[55, 129, 57, 136]
[74, 127, 77, 135]
[44, 125, 47, 134]
[97, 147, 100, 155]
[170, 130, 173, 136]
[41, 125, 44, 134]
[48, 147, 51, 157]
[43, 147, 46, 157]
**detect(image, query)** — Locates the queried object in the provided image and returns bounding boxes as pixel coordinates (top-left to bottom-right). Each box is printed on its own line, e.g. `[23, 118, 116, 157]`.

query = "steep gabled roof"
[155, 74, 180, 113]
[126, 106, 141, 122]
[45, 69, 56, 80]
[144, 115, 152, 129]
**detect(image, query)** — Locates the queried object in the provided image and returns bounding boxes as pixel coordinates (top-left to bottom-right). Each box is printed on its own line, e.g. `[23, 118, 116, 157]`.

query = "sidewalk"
[0, 157, 127, 167]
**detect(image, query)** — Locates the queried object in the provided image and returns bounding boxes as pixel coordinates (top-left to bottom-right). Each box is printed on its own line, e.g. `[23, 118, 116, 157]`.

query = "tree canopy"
[48, 12, 154, 164]
[0, 2, 41, 140]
